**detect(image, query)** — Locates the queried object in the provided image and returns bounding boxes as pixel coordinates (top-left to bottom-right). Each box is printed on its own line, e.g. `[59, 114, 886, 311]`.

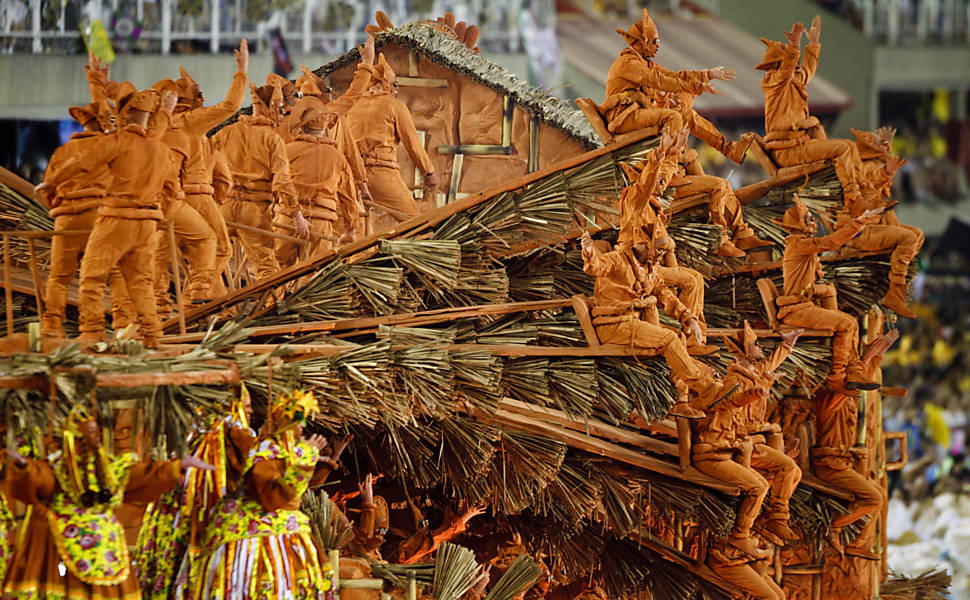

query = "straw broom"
[432, 543, 485, 600]
[483, 554, 541, 600]
[302, 490, 355, 551]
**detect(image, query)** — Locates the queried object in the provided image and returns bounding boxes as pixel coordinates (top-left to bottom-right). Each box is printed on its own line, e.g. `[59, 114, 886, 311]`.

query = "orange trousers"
[708, 560, 784, 600]
[610, 107, 683, 135]
[694, 457, 769, 533]
[771, 138, 863, 199]
[154, 199, 217, 303]
[673, 176, 756, 244]
[274, 216, 334, 267]
[595, 319, 715, 397]
[847, 223, 923, 280]
[815, 459, 886, 547]
[185, 192, 231, 297]
[751, 444, 802, 518]
[41, 211, 134, 337]
[222, 199, 280, 283]
[77, 215, 161, 340]
[658, 265, 705, 332]
[780, 286, 859, 381]
[366, 165, 419, 222]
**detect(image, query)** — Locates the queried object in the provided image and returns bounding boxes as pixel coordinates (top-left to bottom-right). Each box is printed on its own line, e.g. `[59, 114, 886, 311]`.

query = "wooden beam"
[528, 114, 540, 173]
[474, 407, 741, 495]
[0, 166, 47, 209]
[631, 529, 748, 598]
[396, 76, 449, 88]
[436, 144, 514, 156]
[735, 160, 829, 204]
[0, 364, 240, 390]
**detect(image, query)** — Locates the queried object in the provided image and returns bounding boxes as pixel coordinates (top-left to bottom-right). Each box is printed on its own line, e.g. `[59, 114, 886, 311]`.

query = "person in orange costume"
[157, 41, 249, 299]
[758, 17, 865, 204]
[2, 405, 212, 600]
[39, 90, 179, 349]
[654, 89, 751, 165]
[276, 106, 357, 266]
[343, 53, 438, 222]
[580, 229, 722, 407]
[835, 127, 923, 318]
[722, 322, 803, 544]
[147, 99, 218, 310]
[38, 102, 112, 340]
[213, 84, 305, 283]
[774, 195, 882, 395]
[599, 8, 734, 137]
[659, 127, 772, 257]
[813, 329, 897, 561]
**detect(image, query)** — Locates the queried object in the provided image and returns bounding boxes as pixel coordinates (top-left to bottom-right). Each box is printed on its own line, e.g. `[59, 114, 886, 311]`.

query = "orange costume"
[758, 21, 863, 202]
[600, 9, 715, 136]
[706, 537, 783, 600]
[774, 196, 876, 392]
[46, 91, 175, 348]
[581, 237, 721, 404]
[276, 107, 357, 266]
[213, 85, 300, 282]
[837, 128, 923, 318]
[343, 55, 437, 222]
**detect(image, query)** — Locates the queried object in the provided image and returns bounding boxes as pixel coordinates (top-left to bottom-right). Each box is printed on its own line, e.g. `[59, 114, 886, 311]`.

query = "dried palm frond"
[598, 539, 653, 598]
[483, 554, 541, 600]
[378, 325, 456, 345]
[488, 430, 565, 514]
[533, 314, 585, 347]
[263, 261, 360, 323]
[347, 262, 405, 315]
[595, 467, 639, 535]
[303, 489, 355, 551]
[635, 474, 738, 537]
[824, 256, 891, 317]
[881, 569, 950, 600]
[439, 416, 498, 499]
[667, 222, 743, 278]
[789, 486, 860, 557]
[381, 239, 463, 290]
[0, 183, 54, 270]
[451, 350, 503, 414]
[372, 420, 441, 489]
[704, 275, 765, 329]
[596, 358, 677, 425]
[370, 562, 436, 588]
[534, 459, 600, 526]
[432, 543, 484, 600]
[393, 345, 455, 418]
[501, 358, 552, 406]
[546, 358, 599, 418]
[639, 546, 701, 600]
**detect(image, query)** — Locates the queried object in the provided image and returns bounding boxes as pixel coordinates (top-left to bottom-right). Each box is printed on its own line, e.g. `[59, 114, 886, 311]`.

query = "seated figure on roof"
[599, 9, 734, 138]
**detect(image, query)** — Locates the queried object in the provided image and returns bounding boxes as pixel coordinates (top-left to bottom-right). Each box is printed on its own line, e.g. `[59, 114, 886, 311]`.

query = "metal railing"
[839, 0, 970, 44]
[0, 0, 527, 55]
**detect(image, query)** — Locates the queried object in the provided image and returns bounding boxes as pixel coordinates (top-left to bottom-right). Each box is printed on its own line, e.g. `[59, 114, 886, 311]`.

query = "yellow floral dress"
[189, 433, 330, 600]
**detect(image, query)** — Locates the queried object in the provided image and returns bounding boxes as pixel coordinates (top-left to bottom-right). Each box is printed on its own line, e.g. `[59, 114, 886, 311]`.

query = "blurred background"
[1, 0, 969, 594]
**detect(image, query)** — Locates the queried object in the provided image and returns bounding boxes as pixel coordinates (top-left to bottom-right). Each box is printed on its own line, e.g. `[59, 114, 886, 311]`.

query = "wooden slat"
[631, 529, 747, 598]
[0, 166, 47, 209]
[0, 363, 239, 390]
[570, 295, 600, 347]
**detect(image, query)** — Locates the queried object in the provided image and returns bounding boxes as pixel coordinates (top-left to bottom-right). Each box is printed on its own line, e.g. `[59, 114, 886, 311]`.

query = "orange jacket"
[285, 133, 357, 232]
[47, 124, 174, 219]
[343, 91, 435, 175]
[779, 222, 862, 299]
[282, 96, 366, 185]
[761, 42, 819, 135]
[212, 114, 298, 209]
[43, 131, 109, 217]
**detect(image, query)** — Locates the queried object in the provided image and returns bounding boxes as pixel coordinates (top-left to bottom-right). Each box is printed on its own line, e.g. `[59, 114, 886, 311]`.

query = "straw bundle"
[432, 543, 484, 600]
[303, 490, 355, 551]
[483, 554, 540, 600]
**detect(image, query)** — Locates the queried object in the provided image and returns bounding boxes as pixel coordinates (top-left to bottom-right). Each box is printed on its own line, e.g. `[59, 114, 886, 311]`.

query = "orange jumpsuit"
[776, 221, 864, 383]
[813, 390, 886, 551]
[282, 95, 366, 186]
[582, 242, 719, 401]
[213, 114, 299, 282]
[600, 48, 710, 135]
[40, 131, 132, 338]
[276, 132, 357, 265]
[343, 89, 436, 222]
[706, 540, 783, 600]
[153, 126, 218, 305]
[169, 71, 248, 298]
[48, 123, 175, 343]
[761, 41, 863, 200]
[4, 457, 181, 600]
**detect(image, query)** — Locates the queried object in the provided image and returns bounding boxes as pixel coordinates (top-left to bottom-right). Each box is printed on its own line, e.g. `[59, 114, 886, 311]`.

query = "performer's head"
[725, 320, 764, 362]
[772, 194, 816, 235]
[251, 83, 286, 122]
[296, 65, 334, 102]
[267, 389, 318, 437]
[120, 89, 161, 128]
[176, 65, 204, 109]
[68, 102, 103, 133]
[64, 404, 100, 453]
[371, 54, 398, 96]
[756, 37, 786, 71]
[267, 73, 301, 111]
[294, 106, 338, 140]
[852, 127, 891, 161]
[616, 9, 660, 58]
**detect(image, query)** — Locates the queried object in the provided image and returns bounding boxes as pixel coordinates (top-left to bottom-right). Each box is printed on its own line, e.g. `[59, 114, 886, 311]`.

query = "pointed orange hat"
[771, 193, 812, 232]
[852, 127, 889, 161]
[175, 65, 201, 104]
[616, 9, 658, 46]
[373, 53, 396, 89]
[68, 102, 101, 127]
[756, 37, 787, 70]
[724, 320, 759, 358]
[295, 64, 329, 97]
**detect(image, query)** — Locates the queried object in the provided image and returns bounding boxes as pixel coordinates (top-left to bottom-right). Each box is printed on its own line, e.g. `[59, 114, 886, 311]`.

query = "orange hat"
[68, 103, 101, 127]
[771, 194, 812, 232]
[373, 54, 396, 90]
[756, 38, 787, 70]
[724, 320, 759, 358]
[266, 73, 298, 103]
[295, 65, 329, 98]
[251, 83, 284, 114]
[852, 127, 890, 161]
[152, 78, 179, 94]
[121, 89, 160, 114]
[175, 65, 201, 105]
[290, 104, 338, 136]
[616, 9, 658, 46]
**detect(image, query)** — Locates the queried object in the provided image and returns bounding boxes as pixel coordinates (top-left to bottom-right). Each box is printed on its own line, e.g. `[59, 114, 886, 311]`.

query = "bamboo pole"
[26, 238, 44, 315]
[226, 220, 311, 246]
[3, 234, 12, 336]
[168, 220, 187, 336]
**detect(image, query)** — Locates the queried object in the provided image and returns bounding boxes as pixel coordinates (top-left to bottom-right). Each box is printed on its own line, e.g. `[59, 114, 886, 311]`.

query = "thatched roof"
[315, 21, 601, 149]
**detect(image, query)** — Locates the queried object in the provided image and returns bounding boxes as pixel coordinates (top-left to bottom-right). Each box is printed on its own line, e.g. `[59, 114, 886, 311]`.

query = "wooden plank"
[436, 144, 514, 156]
[0, 166, 47, 209]
[163, 128, 659, 332]
[0, 374, 48, 389]
[396, 76, 449, 88]
[631, 529, 747, 598]
[26, 239, 44, 316]
[735, 160, 829, 204]
[498, 398, 679, 456]
[475, 407, 741, 495]
[95, 366, 240, 388]
[3, 235, 12, 336]
[570, 295, 600, 347]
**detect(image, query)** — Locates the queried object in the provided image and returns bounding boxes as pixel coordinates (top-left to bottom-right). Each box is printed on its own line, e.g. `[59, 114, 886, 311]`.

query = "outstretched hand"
[359, 473, 376, 504]
[784, 22, 805, 45]
[234, 39, 249, 74]
[685, 318, 704, 346]
[857, 207, 885, 224]
[886, 155, 906, 175]
[330, 433, 353, 460]
[305, 434, 329, 452]
[358, 35, 376, 66]
[5, 448, 26, 467]
[701, 80, 724, 95]
[180, 455, 216, 472]
[862, 328, 900, 371]
[707, 66, 735, 81]
[160, 90, 177, 114]
[806, 15, 822, 44]
[580, 230, 594, 256]
[780, 328, 804, 347]
[293, 211, 310, 239]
